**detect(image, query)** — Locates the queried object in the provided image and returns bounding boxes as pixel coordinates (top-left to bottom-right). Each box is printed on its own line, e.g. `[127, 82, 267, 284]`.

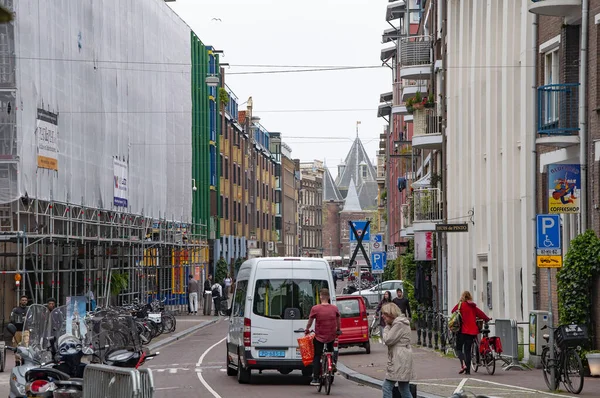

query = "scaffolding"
[0, 197, 208, 336]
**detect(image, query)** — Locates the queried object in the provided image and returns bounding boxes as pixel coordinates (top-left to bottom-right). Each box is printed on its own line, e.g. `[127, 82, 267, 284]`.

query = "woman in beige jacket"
[381, 303, 414, 398]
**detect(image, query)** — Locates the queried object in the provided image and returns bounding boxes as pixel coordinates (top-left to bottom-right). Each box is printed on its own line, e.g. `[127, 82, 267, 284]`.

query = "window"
[253, 279, 330, 320]
[225, 198, 229, 219]
[544, 48, 559, 124]
[361, 165, 367, 179]
[225, 158, 229, 180]
[232, 280, 248, 317]
[245, 205, 248, 224]
[233, 164, 237, 184]
[336, 300, 360, 318]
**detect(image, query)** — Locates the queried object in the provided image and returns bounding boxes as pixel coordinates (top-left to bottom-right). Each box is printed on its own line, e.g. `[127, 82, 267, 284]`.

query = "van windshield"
[253, 279, 329, 320]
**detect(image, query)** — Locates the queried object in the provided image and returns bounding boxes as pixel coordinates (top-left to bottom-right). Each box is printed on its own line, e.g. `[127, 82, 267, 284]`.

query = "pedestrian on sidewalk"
[188, 274, 199, 315]
[224, 274, 232, 298]
[375, 291, 393, 343]
[451, 291, 491, 375]
[381, 303, 414, 398]
[211, 282, 222, 316]
[392, 288, 411, 320]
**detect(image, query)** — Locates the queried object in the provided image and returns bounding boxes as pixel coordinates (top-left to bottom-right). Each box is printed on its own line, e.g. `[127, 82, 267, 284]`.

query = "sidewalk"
[147, 314, 221, 351]
[337, 331, 600, 398]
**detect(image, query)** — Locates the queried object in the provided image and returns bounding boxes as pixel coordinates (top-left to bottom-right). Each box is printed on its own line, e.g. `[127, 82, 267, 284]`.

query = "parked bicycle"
[540, 324, 586, 394]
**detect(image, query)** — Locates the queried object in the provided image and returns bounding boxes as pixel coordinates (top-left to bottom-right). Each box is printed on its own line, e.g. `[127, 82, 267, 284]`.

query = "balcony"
[400, 36, 432, 80]
[412, 188, 443, 231]
[412, 108, 442, 149]
[376, 154, 386, 186]
[401, 202, 414, 237]
[536, 84, 580, 147]
[386, 0, 406, 22]
[529, 0, 581, 18]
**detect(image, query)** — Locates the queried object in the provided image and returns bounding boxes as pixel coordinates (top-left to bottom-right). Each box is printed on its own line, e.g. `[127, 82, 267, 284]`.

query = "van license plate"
[258, 350, 285, 357]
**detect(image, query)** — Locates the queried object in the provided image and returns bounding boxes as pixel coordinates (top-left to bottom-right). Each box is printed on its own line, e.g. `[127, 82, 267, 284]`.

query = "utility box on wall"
[529, 310, 550, 367]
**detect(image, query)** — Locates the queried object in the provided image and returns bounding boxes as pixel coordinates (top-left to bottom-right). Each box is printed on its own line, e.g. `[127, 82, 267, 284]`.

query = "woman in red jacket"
[451, 291, 491, 375]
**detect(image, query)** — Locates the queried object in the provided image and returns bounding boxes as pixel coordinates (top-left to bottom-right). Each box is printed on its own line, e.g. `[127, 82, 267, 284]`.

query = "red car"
[335, 295, 371, 354]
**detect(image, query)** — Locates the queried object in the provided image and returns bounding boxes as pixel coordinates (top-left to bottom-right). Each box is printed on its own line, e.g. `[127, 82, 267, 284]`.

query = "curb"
[337, 362, 443, 398]
[148, 318, 221, 351]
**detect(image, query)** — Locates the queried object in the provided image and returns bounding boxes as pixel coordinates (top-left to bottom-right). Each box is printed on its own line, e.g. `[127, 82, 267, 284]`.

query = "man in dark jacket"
[392, 289, 411, 319]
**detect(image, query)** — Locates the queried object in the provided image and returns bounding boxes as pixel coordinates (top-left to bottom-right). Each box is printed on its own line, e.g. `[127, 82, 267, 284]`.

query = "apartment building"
[281, 144, 300, 256]
[299, 161, 324, 257]
[530, 0, 600, 347]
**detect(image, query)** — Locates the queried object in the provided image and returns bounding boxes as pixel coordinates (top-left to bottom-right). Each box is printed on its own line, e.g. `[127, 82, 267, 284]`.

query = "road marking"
[196, 336, 227, 398]
[453, 378, 468, 394]
[469, 378, 574, 398]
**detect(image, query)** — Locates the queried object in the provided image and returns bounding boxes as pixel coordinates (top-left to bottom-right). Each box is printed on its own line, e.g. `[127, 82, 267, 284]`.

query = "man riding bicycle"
[304, 288, 341, 386]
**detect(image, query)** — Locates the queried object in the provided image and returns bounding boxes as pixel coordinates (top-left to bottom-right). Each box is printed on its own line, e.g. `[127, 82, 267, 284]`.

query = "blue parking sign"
[536, 214, 561, 249]
[371, 252, 387, 274]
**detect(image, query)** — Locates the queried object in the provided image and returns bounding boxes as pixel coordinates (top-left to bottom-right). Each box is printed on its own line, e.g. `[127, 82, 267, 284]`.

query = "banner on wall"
[414, 231, 434, 261]
[36, 108, 59, 170]
[548, 164, 580, 214]
[113, 157, 129, 207]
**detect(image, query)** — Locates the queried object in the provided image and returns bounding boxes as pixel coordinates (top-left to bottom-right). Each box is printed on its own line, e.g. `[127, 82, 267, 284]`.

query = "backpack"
[448, 301, 462, 333]
[212, 286, 221, 298]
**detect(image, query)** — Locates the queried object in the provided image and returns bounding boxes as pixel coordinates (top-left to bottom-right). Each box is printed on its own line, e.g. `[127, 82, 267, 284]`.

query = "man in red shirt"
[305, 288, 341, 386]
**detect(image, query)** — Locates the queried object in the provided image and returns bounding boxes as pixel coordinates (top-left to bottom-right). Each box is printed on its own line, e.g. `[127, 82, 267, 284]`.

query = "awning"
[380, 45, 396, 62]
[386, 0, 406, 22]
[378, 103, 391, 118]
[411, 172, 431, 189]
[380, 91, 393, 103]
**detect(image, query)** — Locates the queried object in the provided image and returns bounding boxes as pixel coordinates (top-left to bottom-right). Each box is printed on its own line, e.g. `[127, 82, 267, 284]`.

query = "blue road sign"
[371, 252, 387, 273]
[536, 214, 561, 249]
[372, 234, 383, 243]
[350, 221, 370, 242]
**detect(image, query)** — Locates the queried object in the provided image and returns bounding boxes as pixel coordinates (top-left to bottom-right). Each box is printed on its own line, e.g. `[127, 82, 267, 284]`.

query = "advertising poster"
[36, 108, 59, 170]
[548, 164, 580, 214]
[414, 231, 434, 261]
[113, 157, 129, 207]
[66, 296, 87, 339]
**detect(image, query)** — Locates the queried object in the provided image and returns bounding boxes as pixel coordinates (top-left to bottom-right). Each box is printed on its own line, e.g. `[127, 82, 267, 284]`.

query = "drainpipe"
[531, 13, 538, 312]
[441, 0, 448, 315]
[579, 0, 589, 233]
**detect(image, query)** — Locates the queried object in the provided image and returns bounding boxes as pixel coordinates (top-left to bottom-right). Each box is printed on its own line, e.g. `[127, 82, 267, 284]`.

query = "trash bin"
[203, 291, 212, 315]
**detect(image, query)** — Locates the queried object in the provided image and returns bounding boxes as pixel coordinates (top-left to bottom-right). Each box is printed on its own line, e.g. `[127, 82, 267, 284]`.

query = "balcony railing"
[537, 83, 579, 135]
[413, 108, 442, 137]
[401, 202, 413, 229]
[400, 36, 432, 67]
[413, 188, 443, 223]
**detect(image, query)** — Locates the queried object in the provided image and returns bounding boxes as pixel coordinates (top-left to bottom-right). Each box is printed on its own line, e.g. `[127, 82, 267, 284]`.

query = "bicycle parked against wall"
[540, 324, 586, 394]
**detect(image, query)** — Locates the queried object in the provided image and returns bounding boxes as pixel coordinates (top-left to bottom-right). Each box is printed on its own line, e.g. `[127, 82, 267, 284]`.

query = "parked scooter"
[5, 304, 54, 398]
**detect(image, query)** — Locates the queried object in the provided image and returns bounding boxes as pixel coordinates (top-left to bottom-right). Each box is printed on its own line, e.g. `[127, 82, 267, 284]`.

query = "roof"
[323, 167, 343, 202]
[335, 136, 378, 209]
[341, 179, 362, 212]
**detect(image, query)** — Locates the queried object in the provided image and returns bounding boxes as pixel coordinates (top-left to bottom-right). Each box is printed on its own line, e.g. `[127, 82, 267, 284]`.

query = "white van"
[226, 257, 337, 383]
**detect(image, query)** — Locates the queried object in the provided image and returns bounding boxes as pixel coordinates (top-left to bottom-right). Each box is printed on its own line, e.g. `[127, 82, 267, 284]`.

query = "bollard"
[434, 312, 440, 351]
[440, 313, 447, 353]
[427, 307, 433, 348]
[416, 306, 423, 345]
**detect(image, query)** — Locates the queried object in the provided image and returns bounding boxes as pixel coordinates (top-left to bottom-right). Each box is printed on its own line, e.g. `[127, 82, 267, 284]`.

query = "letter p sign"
[536, 214, 561, 250]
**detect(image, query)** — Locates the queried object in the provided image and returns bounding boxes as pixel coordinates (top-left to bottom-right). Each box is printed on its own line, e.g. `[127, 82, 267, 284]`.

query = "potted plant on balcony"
[413, 91, 425, 110]
[406, 97, 415, 114]
[424, 93, 435, 109]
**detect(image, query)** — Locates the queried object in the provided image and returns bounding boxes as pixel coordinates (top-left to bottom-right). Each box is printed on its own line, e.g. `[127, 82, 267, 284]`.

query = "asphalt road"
[150, 319, 383, 398]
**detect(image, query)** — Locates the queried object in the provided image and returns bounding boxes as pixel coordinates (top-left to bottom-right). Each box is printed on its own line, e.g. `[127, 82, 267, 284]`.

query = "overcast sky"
[167, 0, 390, 179]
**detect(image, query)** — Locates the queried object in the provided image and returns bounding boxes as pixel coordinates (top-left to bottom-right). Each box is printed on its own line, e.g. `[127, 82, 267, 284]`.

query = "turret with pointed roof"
[335, 137, 378, 210]
[323, 166, 343, 202]
[341, 179, 362, 212]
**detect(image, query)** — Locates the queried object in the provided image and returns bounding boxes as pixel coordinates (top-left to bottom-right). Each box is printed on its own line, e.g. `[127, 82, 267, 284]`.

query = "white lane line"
[196, 336, 227, 398]
[469, 378, 574, 398]
[453, 378, 468, 394]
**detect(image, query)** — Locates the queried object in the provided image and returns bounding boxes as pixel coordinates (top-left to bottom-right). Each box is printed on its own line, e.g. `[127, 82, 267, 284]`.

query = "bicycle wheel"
[317, 358, 325, 392]
[563, 348, 584, 394]
[541, 346, 558, 391]
[325, 372, 332, 395]
[471, 339, 479, 373]
[484, 351, 495, 375]
[162, 314, 176, 333]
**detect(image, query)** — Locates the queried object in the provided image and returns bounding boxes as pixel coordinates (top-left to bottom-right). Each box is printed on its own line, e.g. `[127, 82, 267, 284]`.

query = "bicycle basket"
[555, 324, 588, 349]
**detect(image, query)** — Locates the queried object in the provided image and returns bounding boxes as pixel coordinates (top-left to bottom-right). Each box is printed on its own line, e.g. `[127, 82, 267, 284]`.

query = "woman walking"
[375, 291, 393, 342]
[451, 291, 491, 375]
[381, 303, 414, 398]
